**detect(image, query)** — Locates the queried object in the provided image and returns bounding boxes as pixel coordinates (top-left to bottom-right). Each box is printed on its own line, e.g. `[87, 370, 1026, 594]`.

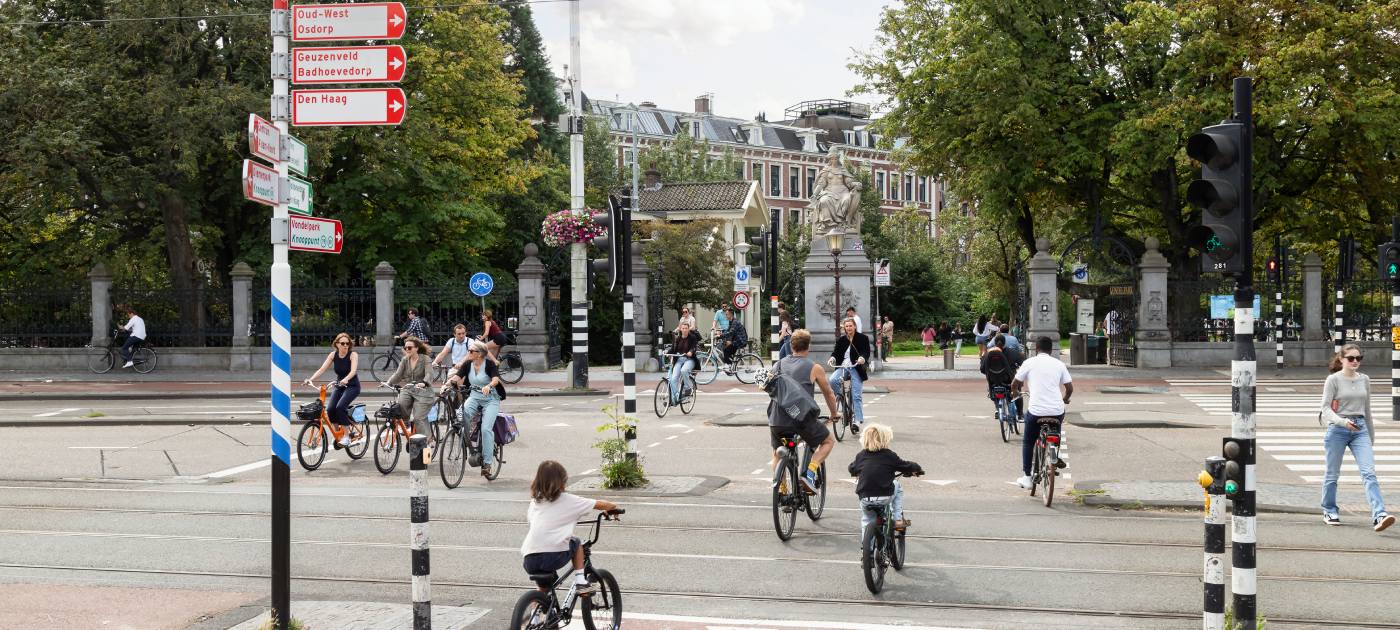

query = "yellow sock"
[807, 462, 819, 473]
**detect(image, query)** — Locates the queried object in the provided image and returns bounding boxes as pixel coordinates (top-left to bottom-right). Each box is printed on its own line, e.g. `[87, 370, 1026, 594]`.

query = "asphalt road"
[1, 370, 1398, 629]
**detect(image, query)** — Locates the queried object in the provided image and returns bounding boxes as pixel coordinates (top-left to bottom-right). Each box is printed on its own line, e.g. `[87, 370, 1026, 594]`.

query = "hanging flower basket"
[541, 210, 606, 248]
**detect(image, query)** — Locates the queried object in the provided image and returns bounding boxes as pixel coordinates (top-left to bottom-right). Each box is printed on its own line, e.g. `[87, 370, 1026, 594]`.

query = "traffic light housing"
[1265, 257, 1279, 284]
[1381, 242, 1400, 281]
[1221, 437, 1248, 500]
[748, 231, 769, 291]
[1186, 122, 1248, 275]
[588, 191, 632, 294]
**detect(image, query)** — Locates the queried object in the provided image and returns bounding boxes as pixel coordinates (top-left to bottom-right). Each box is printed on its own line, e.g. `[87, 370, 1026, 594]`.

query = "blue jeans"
[1023, 412, 1063, 476]
[119, 335, 143, 363]
[668, 357, 695, 403]
[778, 337, 792, 359]
[828, 367, 864, 423]
[1322, 416, 1388, 520]
[463, 394, 500, 466]
[859, 480, 904, 533]
[326, 380, 360, 425]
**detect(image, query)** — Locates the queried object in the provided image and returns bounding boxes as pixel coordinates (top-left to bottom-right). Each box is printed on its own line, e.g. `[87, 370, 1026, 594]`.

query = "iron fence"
[252, 278, 376, 347]
[0, 283, 91, 348]
[1170, 277, 1305, 342]
[1333, 278, 1395, 342]
[112, 285, 235, 347]
[396, 283, 519, 347]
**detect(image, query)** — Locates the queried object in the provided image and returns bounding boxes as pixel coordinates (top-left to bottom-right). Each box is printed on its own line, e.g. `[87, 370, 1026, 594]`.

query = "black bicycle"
[1028, 417, 1064, 507]
[509, 510, 624, 630]
[861, 470, 922, 594]
[369, 336, 404, 382]
[497, 331, 525, 385]
[830, 367, 855, 441]
[990, 385, 1021, 443]
[87, 329, 156, 374]
[771, 429, 827, 541]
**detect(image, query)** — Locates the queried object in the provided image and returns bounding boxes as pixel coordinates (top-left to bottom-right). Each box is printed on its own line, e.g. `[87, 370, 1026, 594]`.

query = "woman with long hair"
[385, 335, 437, 442]
[1319, 343, 1394, 531]
[304, 332, 361, 447]
[973, 314, 992, 357]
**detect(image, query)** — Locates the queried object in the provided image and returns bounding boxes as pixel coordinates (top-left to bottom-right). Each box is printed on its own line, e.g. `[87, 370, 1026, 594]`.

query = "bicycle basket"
[375, 402, 405, 420]
[295, 400, 323, 420]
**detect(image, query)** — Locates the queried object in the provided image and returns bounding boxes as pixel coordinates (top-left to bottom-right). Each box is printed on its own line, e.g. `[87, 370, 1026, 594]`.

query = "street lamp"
[825, 229, 846, 336]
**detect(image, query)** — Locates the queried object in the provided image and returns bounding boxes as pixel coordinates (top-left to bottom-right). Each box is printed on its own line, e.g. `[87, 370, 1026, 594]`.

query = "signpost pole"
[1228, 76, 1258, 630]
[269, 3, 292, 629]
[567, 0, 588, 389]
[1391, 218, 1399, 424]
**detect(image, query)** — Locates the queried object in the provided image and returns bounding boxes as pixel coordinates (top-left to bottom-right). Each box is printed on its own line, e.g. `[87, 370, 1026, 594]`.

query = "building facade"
[589, 94, 944, 238]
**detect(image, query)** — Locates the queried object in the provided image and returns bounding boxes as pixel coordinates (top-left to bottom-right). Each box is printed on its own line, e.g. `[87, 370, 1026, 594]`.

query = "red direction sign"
[291, 2, 406, 42]
[733, 291, 751, 311]
[288, 216, 343, 254]
[292, 45, 406, 84]
[291, 88, 406, 126]
[242, 159, 280, 207]
[248, 114, 281, 164]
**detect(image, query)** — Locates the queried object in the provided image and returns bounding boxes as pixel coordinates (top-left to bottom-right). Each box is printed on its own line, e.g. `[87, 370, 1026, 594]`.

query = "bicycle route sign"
[732, 291, 750, 311]
[242, 159, 281, 207]
[291, 2, 407, 42]
[291, 88, 406, 126]
[287, 215, 343, 254]
[733, 266, 751, 291]
[470, 272, 494, 297]
[292, 45, 407, 84]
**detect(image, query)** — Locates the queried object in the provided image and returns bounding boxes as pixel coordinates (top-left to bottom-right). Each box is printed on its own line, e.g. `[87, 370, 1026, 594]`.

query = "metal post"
[1203, 457, 1227, 630]
[623, 198, 637, 460]
[407, 435, 431, 629]
[831, 249, 842, 338]
[1229, 76, 1258, 630]
[1335, 235, 1349, 352]
[567, 0, 588, 389]
[268, 3, 292, 628]
[1392, 219, 1399, 423]
[770, 211, 780, 364]
[1275, 236, 1283, 370]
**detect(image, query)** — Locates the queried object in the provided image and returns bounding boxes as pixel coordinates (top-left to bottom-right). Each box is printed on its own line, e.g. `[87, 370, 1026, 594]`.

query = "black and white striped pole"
[407, 434, 431, 629]
[1201, 456, 1227, 630]
[1335, 235, 1352, 352]
[623, 249, 637, 462]
[1384, 220, 1400, 423]
[1273, 288, 1283, 369]
[1228, 77, 1259, 630]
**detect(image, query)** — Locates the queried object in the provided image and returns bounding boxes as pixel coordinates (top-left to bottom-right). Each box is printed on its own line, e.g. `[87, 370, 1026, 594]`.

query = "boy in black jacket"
[849, 423, 923, 533]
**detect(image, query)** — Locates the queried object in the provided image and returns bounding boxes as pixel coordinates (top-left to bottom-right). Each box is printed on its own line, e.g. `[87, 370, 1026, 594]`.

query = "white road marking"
[563, 611, 971, 630]
[665, 423, 688, 428]
[67, 446, 134, 450]
[581, 469, 597, 475]
[967, 415, 990, 419]
[33, 408, 80, 418]
[546, 423, 570, 427]
[541, 406, 554, 410]
[666, 435, 678, 440]
[911, 415, 931, 418]
[1084, 401, 1165, 405]
[726, 388, 745, 393]
[924, 480, 957, 486]
[750, 468, 765, 475]
[648, 442, 661, 448]
[685, 429, 694, 434]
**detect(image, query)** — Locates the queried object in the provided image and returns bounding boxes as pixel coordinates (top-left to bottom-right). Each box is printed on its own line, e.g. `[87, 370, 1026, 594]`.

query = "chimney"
[639, 101, 657, 109]
[694, 93, 714, 115]
[644, 165, 662, 191]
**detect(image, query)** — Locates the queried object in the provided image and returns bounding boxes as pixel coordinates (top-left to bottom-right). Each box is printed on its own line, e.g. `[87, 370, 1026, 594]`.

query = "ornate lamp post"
[825, 229, 846, 336]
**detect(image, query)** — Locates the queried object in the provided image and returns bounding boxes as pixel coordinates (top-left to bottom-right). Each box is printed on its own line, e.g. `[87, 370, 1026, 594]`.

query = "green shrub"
[593, 404, 647, 489]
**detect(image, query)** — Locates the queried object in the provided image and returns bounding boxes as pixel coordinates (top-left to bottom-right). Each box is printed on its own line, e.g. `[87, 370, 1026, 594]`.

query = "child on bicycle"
[520, 460, 618, 595]
[848, 423, 923, 535]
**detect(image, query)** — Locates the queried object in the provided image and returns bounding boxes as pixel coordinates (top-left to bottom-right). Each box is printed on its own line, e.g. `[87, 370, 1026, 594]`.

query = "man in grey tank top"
[771, 330, 840, 494]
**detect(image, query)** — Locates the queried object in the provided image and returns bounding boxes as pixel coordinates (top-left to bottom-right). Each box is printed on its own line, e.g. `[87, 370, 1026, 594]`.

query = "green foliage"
[593, 404, 646, 489]
[641, 220, 733, 313]
[776, 222, 812, 312]
[258, 613, 307, 630]
[1224, 607, 1268, 630]
[583, 117, 624, 208]
[877, 207, 956, 328]
[638, 131, 744, 184]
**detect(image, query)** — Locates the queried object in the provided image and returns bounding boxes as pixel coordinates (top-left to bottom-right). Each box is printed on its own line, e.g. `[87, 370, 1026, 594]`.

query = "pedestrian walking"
[921, 324, 936, 358]
[117, 306, 146, 369]
[1318, 344, 1395, 531]
[777, 302, 795, 359]
[951, 322, 964, 356]
[879, 316, 894, 361]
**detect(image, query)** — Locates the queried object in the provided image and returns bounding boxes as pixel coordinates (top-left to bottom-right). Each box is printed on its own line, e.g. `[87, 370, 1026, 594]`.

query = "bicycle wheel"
[508, 590, 553, 630]
[771, 461, 798, 541]
[1009, 401, 1022, 435]
[830, 411, 846, 442]
[803, 453, 826, 521]
[861, 522, 886, 594]
[679, 378, 696, 414]
[373, 423, 402, 474]
[695, 354, 719, 385]
[439, 427, 466, 489]
[581, 568, 623, 630]
[1028, 444, 1043, 497]
[132, 346, 156, 374]
[652, 378, 670, 417]
[483, 446, 503, 481]
[1042, 448, 1056, 507]
[997, 399, 1009, 443]
[345, 421, 371, 460]
[891, 526, 907, 571]
[296, 421, 327, 471]
[370, 353, 398, 382]
[500, 352, 525, 384]
[734, 353, 764, 384]
[87, 348, 115, 374]
[428, 403, 446, 444]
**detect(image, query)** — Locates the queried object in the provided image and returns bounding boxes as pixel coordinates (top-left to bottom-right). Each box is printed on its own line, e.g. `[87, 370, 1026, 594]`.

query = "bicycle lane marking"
[32, 408, 80, 417]
[560, 612, 977, 629]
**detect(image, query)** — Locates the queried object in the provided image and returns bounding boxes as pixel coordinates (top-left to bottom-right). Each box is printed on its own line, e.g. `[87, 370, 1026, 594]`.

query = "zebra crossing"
[1256, 430, 1400, 484]
[1178, 391, 1394, 419]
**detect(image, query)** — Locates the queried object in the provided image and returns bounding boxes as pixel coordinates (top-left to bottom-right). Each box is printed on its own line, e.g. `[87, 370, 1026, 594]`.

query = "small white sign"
[284, 135, 308, 176]
[287, 177, 313, 216]
[874, 259, 891, 287]
[734, 266, 751, 291]
[1076, 298, 1095, 335]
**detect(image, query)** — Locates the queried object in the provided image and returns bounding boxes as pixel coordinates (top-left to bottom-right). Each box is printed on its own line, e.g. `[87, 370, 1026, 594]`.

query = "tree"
[638, 132, 744, 184]
[641, 220, 733, 315]
[499, 0, 566, 159]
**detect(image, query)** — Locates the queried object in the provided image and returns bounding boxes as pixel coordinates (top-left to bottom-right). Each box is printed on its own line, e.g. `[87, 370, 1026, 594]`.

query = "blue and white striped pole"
[269, 3, 293, 627]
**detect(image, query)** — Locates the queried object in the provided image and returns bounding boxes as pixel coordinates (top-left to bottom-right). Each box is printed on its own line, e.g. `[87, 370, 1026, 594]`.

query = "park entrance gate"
[1059, 235, 1138, 367]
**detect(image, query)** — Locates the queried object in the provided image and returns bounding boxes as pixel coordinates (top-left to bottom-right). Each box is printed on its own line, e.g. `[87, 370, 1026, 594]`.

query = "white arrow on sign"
[247, 114, 280, 164]
[291, 88, 406, 126]
[242, 159, 281, 207]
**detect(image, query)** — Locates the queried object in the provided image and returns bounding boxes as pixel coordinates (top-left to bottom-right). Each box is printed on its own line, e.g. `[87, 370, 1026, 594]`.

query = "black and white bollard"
[1274, 287, 1283, 369]
[1201, 457, 1227, 630]
[407, 434, 431, 629]
[1335, 286, 1345, 351]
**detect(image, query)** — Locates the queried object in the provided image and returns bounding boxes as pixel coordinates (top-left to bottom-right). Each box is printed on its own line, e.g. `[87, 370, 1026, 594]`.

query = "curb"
[0, 387, 608, 402]
[568, 475, 729, 497]
[1075, 481, 1319, 515]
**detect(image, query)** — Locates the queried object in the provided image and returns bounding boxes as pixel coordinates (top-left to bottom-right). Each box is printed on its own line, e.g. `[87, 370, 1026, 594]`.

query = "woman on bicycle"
[849, 423, 923, 534]
[479, 309, 508, 362]
[521, 460, 619, 595]
[304, 332, 361, 447]
[673, 307, 697, 335]
[384, 335, 436, 443]
[669, 320, 702, 403]
[449, 339, 507, 479]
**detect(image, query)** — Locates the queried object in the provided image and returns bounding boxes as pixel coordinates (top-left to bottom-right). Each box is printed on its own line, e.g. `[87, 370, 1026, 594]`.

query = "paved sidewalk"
[225, 601, 488, 630]
[0, 583, 257, 630]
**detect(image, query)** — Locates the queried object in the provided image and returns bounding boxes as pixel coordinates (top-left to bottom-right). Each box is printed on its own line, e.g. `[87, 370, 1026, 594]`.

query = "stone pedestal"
[1026, 238, 1061, 347]
[229, 261, 254, 371]
[802, 232, 873, 356]
[374, 261, 396, 347]
[1303, 252, 1323, 343]
[88, 262, 112, 347]
[1136, 238, 1170, 368]
[515, 244, 551, 371]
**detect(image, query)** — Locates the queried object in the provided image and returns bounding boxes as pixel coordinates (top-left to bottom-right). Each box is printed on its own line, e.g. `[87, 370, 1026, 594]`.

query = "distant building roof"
[585, 95, 887, 153]
[639, 180, 754, 215]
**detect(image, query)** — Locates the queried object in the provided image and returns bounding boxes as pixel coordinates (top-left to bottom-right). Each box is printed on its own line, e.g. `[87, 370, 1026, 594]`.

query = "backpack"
[763, 360, 819, 429]
[419, 316, 432, 340]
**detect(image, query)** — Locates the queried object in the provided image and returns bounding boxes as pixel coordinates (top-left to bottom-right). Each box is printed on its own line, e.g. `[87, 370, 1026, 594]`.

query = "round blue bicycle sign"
[469, 272, 494, 297]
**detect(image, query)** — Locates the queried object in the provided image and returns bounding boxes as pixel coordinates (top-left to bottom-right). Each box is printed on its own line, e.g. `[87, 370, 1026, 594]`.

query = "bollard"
[1201, 457, 1226, 630]
[407, 435, 431, 630]
[943, 347, 955, 370]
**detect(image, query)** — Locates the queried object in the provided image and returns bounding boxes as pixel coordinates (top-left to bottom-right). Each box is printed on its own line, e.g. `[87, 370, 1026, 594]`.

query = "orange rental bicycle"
[296, 382, 371, 470]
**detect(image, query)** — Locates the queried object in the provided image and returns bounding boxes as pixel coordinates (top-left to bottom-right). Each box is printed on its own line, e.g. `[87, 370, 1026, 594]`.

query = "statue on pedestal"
[808, 147, 864, 236]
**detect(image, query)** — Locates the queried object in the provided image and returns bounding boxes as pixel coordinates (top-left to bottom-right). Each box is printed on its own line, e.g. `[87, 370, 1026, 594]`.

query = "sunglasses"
[336, 341, 350, 346]
[1345, 355, 1363, 362]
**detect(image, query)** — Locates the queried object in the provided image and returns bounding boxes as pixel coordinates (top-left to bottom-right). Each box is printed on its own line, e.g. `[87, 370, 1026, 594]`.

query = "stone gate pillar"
[374, 261, 396, 347]
[1026, 238, 1061, 348]
[1136, 238, 1171, 367]
[629, 242, 655, 370]
[515, 244, 550, 371]
[229, 261, 254, 371]
[1302, 252, 1326, 366]
[88, 262, 112, 347]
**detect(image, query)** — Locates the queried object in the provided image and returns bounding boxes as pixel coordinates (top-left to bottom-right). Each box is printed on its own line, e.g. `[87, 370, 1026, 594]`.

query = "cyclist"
[668, 320, 702, 404]
[478, 309, 508, 362]
[998, 323, 1023, 357]
[384, 335, 437, 450]
[447, 339, 506, 479]
[397, 308, 427, 343]
[521, 460, 619, 595]
[981, 334, 1019, 419]
[1011, 336, 1073, 489]
[849, 422, 923, 533]
[719, 306, 748, 367]
[304, 332, 361, 447]
[827, 317, 871, 432]
[845, 306, 864, 337]
[433, 323, 472, 374]
[118, 305, 147, 369]
[711, 306, 731, 342]
[673, 307, 697, 335]
[770, 329, 839, 494]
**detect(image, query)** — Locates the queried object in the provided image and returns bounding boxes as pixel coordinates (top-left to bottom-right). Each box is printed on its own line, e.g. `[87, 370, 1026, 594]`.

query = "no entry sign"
[291, 88, 406, 126]
[292, 45, 406, 84]
[291, 2, 406, 42]
[288, 216, 343, 254]
[733, 291, 751, 311]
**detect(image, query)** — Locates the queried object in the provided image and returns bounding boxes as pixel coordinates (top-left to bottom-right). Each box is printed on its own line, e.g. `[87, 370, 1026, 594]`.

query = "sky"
[531, 0, 895, 122]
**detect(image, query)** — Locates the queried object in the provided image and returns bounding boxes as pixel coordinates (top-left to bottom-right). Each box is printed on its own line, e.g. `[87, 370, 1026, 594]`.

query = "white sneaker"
[1016, 475, 1033, 489]
[337, 434, 351, 447]
[122, 361, 134, 368]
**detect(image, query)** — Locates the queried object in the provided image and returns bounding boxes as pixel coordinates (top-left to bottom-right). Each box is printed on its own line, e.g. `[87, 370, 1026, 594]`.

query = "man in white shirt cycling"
[1011, 336, 1073, 489]
[119, 306, 147, 369]
[432, 323, 472, 375]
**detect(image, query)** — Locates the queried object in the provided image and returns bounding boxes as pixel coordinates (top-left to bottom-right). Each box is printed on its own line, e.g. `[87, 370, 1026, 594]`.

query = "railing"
[1170, 278, 1305, 343]
[395, 283, 519, 347]
[252, 278, 376, 347]
[0, 284, 91, 348]
[1333, 278, 1395, 342]
[112, 285, 234, 347]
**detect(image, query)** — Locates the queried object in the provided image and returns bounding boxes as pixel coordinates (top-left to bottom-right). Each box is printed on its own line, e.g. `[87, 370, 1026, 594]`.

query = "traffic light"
[1221, 437, 1248, 500]
[1381, 242, 1400, 281]
[1337, 236, 1361, 283]
[748, 231, 769, 291]
[1265, 257, 1279, 284]
[1186, 122, 1248, 275]
[589, 191, 631, 294]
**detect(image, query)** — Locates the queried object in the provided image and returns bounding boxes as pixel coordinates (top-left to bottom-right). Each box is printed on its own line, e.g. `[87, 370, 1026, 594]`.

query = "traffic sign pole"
[269, 3, 292, 629]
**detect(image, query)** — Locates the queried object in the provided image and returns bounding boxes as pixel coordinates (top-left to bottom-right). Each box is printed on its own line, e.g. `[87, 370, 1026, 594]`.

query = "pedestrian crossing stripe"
[1167, 379, 1321, 386]
[1180, 394, 1399, 418]
[1244, 428, 1400, 483]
